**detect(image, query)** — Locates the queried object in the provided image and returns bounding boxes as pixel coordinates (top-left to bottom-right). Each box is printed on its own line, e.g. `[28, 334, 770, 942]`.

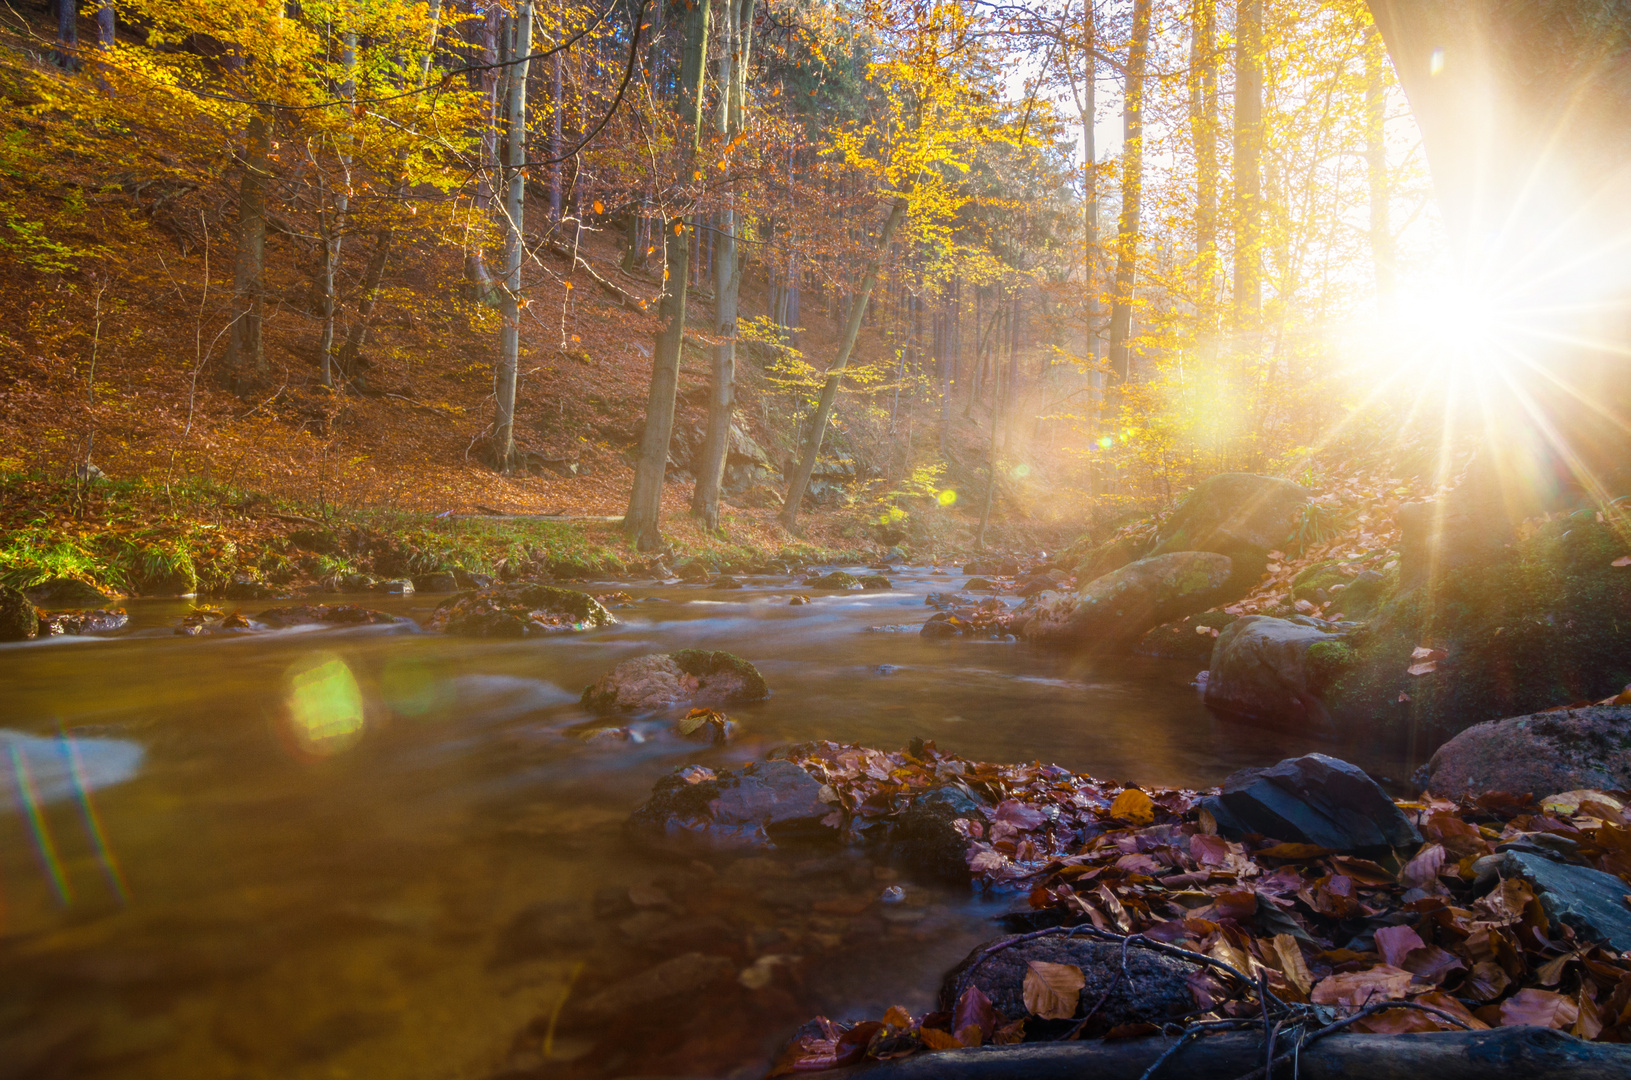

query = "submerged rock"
[40, 609, 128, 635]
[892, 786, 987, 882]
[1204, 753, 1421, 854]
[628, 759, 835, 849]
[1203, 615, 1343, 726]
[0, 585, 40, 641]
[939, 935, 1199, 1039]
[1474, 849, 1631, 952]
[424, 583, 613, 637]
[24, 578, 111, 607]
[582, 649, 768, 712]
[1422, 704, 1631, 797]
[254, 604, 403, 629]
[1019, 552, 1233, 648]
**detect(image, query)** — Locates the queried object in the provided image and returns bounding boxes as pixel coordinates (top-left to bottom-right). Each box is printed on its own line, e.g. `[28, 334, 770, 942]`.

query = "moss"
[670, 649, 769, 699]
[807, 571, 860, 590]
[1305, 639, 1357, 692]
[1325, 519, 1631, 745]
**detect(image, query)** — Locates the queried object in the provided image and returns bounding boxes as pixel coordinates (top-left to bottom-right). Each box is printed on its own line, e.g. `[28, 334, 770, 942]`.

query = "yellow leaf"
[593, 200, 604, 214]
[1022, 961, 1083, 1020]
[1109, 787, 1154, 824]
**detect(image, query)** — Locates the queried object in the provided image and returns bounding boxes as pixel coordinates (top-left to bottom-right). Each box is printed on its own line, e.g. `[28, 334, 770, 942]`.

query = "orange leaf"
[1311, 965, 1415, 1007]
[881, 1005, 911, 1029]
[593, 200, 604, 214]
[917, 1027, 962, 1050]
[1109, 787, 1154, 824]
[1612, 555, 1631, 567]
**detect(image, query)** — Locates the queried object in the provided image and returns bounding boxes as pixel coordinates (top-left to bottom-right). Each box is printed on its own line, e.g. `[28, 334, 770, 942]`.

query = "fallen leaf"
[1310, 965, 1415, 1007]
[1463, 960, 1511, 1002]
[882, 1005, 911, 1029]
[1408, 660, 1439, 676]
[1272, 933, 1314, 995]
[1255, 842, 1331, 860]
[954, 1023, 984, 1047]
[1498, 988, 1579, 1029]
[1109, 787, 1155, 824]
[1400, 843, 1446, 888]
[1022, 960, 1084, 1020]
[1374, 924, 1426, 968]
[953, 985, 999, 1040]
[917, 1026, 961, 1050]
[992, 1018, 1026, 1044]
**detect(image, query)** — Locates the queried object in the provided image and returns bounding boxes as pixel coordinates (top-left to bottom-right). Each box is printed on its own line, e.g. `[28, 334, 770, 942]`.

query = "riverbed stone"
[40, 609, 128, 635]
[568, 951, 736, 1027]
[1422, 704, 1631, 797]
[1474, 849, 1631, 952]
[24, 577, 111, 607]
[1206, 753, 1421, 854]
[424, 583, 613, 637]
[1019, 552, 1233, 648]
[891, 786, 987, 882]
[1204, 615, 1343, 726]
[628, 759, 835, 849]
[0, 585, 40, 641]
[582, 650, 768, 712]
[1149, 472, 1310, 592]
[939, 936, 1200, 1038]
[806, 571, 861, 590]
[410, 571, 457, 593]
[254, 604, 402, 629]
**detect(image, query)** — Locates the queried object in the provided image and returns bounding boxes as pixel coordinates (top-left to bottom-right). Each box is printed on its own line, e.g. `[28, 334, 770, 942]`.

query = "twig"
[1057, 965, 1122, 1041]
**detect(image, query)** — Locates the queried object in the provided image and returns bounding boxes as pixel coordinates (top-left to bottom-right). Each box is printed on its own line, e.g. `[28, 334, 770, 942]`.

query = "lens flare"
[284, 653, 367, 757]
[8, 743, 72, 905]
[380, 656, 454, 719]
[59, 724, 129, 903]
[937, 488, 957, 506]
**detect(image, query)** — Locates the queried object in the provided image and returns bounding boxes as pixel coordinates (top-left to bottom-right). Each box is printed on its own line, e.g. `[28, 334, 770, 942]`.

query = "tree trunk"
[975, 309, 1007, 551]
[692, 0, 757, 531]
[624, 0, 711, 550]
[226, 108, 271, 387]
[1364, 25, 1394, 313]
[53, 0, 78, 70]
[778, 195, 908, 531]
[96, 0, 113, 48]
[318, 31, 356, 389]
[1188, 0, 1219, 313]
[1105, 0, 1152, 384]
[1233, 0, 1263, 326]
[550, 52, 563, 225]
[491, 1, 533, 473]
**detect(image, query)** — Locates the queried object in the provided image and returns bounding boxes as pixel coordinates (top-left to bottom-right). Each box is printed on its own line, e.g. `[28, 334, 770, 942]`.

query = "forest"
[1, 0, 1630, 1079]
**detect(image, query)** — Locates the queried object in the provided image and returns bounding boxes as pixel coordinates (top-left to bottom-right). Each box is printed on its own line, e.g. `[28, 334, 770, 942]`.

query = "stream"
[0, 566, 1416, 1079]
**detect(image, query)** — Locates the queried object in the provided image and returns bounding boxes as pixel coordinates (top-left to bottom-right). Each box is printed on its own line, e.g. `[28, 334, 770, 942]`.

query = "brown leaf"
[1109, 787, 1155, 825]
[1375, 924, 1426, 968]
[1574, 988, 1605, 1040]
[1402, 945, 1467, 984]
[882, 1005, 911, 1029]
[952, 985, 998, 1040]
[917, 1026, 961, 1050]
[1611, 556, 1631, 567]
[991, 1018, 1026, 1044]
[1022, 960, 1085, 1020]
[954, 1023, 984, 1048]
[1464, 960, 1511, 1002]
[1255, 842, 1332, 860]
[1272, 934, 1314, 996]
[1311, 965, 1415, 1007]
[1400, 843, 1447, 888]
[1408, 660, 1440, 676]
[1498, 988, 1579, 1029]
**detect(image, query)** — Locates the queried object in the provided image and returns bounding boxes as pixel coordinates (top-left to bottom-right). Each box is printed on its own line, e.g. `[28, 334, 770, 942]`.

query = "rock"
[1071, 536, 1144, 584]
[1019, 552, 1233, 648]
[939, 936, 1200, 1038]
[0, 585, 41, 641]
[1422, 704, 1631, 797]
[1474, 849, 1631, 952]
[672, 559, 711, 583]
[1149, 473, 1311, 592]
[1205, 753, 1421, 854]
[891, 786, 987, 882]
[1135, 612, 1238, 661]
[1203, 615, 1344, 726]
[628, 760, 835, 849]
[885, 546, 908, 564]
[1017, 569, 1069, 598]
[254, 604, 402, 629]
[788, 595, 810, 606]
[806, 571, 860, 590]
[40, 609, 128, 635]
[926, 592, 972, 610]
[451, 568, 494, 590]
[218, 575, 279, 600]
[424, 583, 614, 636]
[582, 649, 769, 711]
[24, 578, 111, 607]
[568, 952, 735, 1028]
[859, 574, 892, 590]
[711, 576, 743, 589]
[920, 617, 959, 639]
[371, 578, 414, 595]
[965, 577, 997, 591]
[1332, 569, 1385, 618]
[410, 571, 457, 592]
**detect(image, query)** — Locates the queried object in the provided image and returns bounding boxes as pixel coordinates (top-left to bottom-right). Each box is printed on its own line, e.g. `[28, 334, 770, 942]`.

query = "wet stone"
[582, 650, 768, 712]
[0, 584, 39, 641]
[40, 609, 129, 635]
[1476, 849, 1631, 952]
[628, 759, 835, 850]
[1206, 753, 1421, 854]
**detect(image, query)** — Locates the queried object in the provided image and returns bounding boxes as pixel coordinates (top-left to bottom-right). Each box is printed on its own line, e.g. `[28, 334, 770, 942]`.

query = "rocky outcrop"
[1203, 753, 1421, 854]
[424, 583, 613, 636]
[1203, 616, 1344, 726]
[1019, 552, 1233, 648]
[24, 578, 111, 607]
[0, 585, 40, 641]
[1422, 704, 1631, 797]
[627, 760, 835, 849]
[582, 650, 769, 712]
[939, 936, 1200, 1039]
[1149, 473, 1310, 592]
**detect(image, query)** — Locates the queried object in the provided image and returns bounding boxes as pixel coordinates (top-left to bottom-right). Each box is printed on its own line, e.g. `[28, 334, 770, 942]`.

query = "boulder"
[1474, 849, 1631, 952]
[1204, 753, 1421, 854]
[859, 574, 893, 590]
[891, 786, 987, 882]
[1135, 612, 1238, 661]
[451, 568, 494, 590]
[424, 583, 613, 637]
[1019, 552, 1233, 647]
[939, 936, 1200, 1039]
[1150, 473, 1310, 592]
[1422, 704, 1631, 797]
[1203, 616, 1345, 726]
[806, 571, 861, 590]
[40, 609, 128, 635]
[218, 576, 279, 601]
[628, 759, 835, 849]
[1072, 536, 1143, 584]
[0, 585, 40, 641]
[24, 578, 111, 607]
[410, 571, 458, 593]
[582, 650, 768, 712]
[371, 578, 413, 595]
[254, 604, 402, 629]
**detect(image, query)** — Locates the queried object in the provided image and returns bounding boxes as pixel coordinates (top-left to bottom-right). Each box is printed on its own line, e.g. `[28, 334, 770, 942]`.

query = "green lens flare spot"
[285, 653, 366, 756]
[937, 489, 957, 506]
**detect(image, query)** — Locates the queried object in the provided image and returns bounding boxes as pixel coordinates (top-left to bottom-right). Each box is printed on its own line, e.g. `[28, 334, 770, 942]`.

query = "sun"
[1386, 275, 1507, 384]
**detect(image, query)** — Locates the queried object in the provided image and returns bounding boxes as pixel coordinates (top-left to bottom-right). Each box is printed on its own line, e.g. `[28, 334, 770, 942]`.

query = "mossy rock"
[859, 574, 892, 590]
[0, 585, 40, 641]
[1325, 518, 1631, 745]
[1135, 610, 1238, 661]
[1305, 639, 1357, 693]
[805, 571, 860, 590]
[582, 649, 768, 711]
[426, 583, 615, 637]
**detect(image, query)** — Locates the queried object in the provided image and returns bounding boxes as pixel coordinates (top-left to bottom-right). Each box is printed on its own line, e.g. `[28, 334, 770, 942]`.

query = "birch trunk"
[491, 1, 533, 472]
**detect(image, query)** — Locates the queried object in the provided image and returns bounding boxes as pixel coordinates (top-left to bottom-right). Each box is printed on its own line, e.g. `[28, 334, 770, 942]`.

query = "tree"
[1105, 0, 1151, 383]
[1232, 0, 1263, 326]
[491, 0, 534, 473]
[624, 0, 711, 550]
[1187, 0, 1220, 314]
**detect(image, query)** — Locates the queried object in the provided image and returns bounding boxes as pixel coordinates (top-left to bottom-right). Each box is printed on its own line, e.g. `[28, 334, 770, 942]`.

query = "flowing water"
[0, 567, 1414, 1079]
